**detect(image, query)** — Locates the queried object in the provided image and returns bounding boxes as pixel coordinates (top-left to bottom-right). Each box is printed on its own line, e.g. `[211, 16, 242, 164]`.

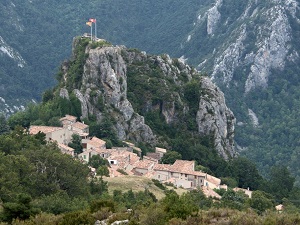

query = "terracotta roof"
[108, 150, 140, 168]
[29, 126, 63, 135]
[206, 174, 221, 186]
[59, 115, 77, 122]
[134, 159, 155, 169]
[154, 164, 173, 171]
[154, 160, 207, 177]
[73, 121, 89, 130]
[172, 160, 195, 173]
[202, 186, 221, 199]
[89, 137, 106, 148]
[58, 143, 74, 152]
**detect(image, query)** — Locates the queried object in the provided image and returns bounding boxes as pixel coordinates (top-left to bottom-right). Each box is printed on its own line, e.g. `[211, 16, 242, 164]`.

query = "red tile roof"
[154, 164, 173, 171]
[58, 143, 74, 152]
[134, 159, 155, 169]
[171, 160, 195, 173]
[89, 137, 106, 148]
[29, 126, 63, 135]
[73, 121, 89, 130]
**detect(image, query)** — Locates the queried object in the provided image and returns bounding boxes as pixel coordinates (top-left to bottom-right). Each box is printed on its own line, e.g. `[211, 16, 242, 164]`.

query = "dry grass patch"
[103, 176, 187, 200]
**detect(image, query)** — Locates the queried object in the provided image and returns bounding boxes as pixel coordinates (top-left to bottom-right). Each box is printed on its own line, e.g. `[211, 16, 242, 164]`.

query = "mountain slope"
[179, 0, 300, 184]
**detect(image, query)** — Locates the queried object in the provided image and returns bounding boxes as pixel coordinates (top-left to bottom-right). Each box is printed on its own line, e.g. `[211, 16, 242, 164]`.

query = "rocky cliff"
[58, 38, 236, 159]
[181, 0, 299, 95]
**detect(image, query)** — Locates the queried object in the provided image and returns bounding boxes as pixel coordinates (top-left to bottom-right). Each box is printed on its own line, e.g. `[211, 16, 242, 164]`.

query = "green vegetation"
[234, 69, 300, 186]
[0, 127, 107, 223]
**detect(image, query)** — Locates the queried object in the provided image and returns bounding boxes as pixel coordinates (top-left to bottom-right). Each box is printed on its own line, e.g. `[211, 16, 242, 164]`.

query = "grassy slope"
[103, 176, 187, 200]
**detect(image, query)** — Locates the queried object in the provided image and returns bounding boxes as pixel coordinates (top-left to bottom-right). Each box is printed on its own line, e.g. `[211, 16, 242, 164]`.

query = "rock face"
[60, 38, 236, 158]
[207, 0, 223, 35]
[77, 43, 156, 145]
[197, 77, 236, 159]
[182, 0, 299, 94]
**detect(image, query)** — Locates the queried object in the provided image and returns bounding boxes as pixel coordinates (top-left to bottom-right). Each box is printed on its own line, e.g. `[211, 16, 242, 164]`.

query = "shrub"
[152, 179, 166, 190]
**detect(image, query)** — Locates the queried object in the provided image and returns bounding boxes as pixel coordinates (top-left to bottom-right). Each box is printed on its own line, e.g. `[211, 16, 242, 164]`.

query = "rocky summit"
[57, 37, 236, 159]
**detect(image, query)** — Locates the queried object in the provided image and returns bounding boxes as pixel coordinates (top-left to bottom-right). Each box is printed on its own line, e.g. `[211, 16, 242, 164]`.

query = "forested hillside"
[0, 84, 299, 224]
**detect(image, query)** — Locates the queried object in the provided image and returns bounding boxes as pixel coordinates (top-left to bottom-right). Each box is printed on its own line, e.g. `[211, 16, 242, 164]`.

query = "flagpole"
[95, 19, 97, 40]
[91, 22, 93, 41]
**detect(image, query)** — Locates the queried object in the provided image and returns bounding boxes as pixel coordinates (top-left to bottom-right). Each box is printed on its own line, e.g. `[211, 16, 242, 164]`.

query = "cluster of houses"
[29, 115, 253, 199]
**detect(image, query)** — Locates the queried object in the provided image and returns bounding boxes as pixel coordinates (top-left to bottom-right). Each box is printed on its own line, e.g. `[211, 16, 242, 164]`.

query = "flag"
[86, 21, 92, 26]
[89, 18, 96, 23]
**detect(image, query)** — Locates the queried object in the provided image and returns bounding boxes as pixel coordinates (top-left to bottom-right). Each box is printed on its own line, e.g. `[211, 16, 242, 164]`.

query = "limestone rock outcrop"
[60, 38, 236, 158]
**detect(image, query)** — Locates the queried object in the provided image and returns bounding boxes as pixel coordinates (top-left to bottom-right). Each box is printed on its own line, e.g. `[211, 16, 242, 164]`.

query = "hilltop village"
[29, 114, 252, 199]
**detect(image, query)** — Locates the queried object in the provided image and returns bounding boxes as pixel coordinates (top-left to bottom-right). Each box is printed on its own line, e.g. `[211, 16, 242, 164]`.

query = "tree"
[162, 191, 198, 220]
[1, 193, 40, 222]
[267, 166, 295, 201]
[249, 191, 274, 214]
[0, 114, 9, 135]
[97, 166, 110, 177]
[24, 143, 90, 198]
[221, 189, 247, 210]
[68, 134, 83, 154]
[88, 155, 109, 169]
[230, 157, 263, 190]
[160, 150, 182, 164]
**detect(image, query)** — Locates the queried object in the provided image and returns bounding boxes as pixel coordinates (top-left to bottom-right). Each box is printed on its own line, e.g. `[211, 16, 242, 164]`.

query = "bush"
[152, 179, 166, 190]
[59, 210, 94, 225]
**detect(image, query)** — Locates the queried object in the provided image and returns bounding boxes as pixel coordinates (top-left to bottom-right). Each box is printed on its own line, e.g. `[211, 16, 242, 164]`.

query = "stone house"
[79, 137, 108, 162]
[78, 148, 109, 163]
[106, 149, 140, 176]
[72, 121, 89, 136]
[133, 158, 157, 175]
[29, 115, 89, 155]
[155, 147, 167, 159]
[29, 126, 71, 145]
[84, 137, 106, 151]
[153, 160, 221, 190]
